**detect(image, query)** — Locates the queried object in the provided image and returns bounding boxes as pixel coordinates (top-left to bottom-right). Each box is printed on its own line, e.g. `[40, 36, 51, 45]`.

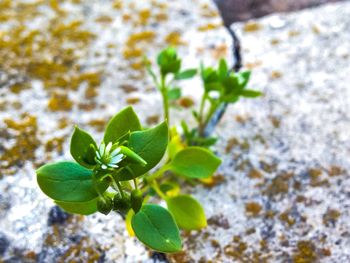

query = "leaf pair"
[168, 147, 221, 179]
[37, 161, 108, 203]
[201, 59, 262, 103]
[131, 195, 206, 253]
[157, 47, 197, 80]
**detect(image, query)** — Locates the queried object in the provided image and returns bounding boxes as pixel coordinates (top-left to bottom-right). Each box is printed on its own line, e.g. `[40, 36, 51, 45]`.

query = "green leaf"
[157, 48, 181, 76]
[55, 198, 98, 215]
[166, 195, 207, 230]
[240, 89, 262, 98]
[115, 122, 168, 181]
[144, 56, 158, 86]
[222, 75, 239, 95]
[103, 106, 141, 144]
[157, 47, 177, 66]
[174, 69, 197, 80]
[205, 82, 223, 92]
[169, 147, 221, 179]
[70, 126, 97, 168]
[132, 204, 182, 253]
[238, 71, 251, 88]
[218, 59, 228, 80]
[36, 161, 108, 202]
[167, 87, 181, 100]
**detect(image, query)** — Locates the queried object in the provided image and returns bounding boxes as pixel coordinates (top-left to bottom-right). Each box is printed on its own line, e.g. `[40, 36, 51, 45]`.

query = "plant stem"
[198, 92, 207, 136]
[160, 75, 170, 125]
[203, 102, 219, 131]
[111, 176, 124, 198]
[151, 180, 167, 200]
[147, 165, 169, 182]
[133, 178, 138, 190]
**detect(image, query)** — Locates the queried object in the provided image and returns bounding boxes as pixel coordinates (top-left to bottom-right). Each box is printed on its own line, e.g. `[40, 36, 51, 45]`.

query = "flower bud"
[97, 195, 113, 215]
[131, 189, 143, 213]
[113, 193, 131, 214]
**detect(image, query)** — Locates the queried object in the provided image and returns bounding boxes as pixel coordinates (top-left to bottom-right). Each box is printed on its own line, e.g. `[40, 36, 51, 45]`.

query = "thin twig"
[203, 26, 242, 137]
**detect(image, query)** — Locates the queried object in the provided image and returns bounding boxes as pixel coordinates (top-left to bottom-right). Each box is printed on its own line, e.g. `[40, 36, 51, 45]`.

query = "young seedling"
[146, 47, 262, 148]
[36, 106, 221, 253]
[36, 47, 260, 254]
[144, 47, 197, 124]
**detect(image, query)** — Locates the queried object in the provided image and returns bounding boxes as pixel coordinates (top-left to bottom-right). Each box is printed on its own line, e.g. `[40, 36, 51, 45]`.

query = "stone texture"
[214, 0, 344, 24]
[0, 0, 350, 262]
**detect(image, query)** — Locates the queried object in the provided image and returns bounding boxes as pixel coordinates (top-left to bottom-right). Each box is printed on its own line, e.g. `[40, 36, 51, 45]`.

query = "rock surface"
[0, 0, 350, 262]
[214, 0, 343, 24]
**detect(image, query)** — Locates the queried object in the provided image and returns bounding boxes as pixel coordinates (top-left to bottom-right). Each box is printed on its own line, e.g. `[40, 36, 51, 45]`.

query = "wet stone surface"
[0, 0, 350, 262]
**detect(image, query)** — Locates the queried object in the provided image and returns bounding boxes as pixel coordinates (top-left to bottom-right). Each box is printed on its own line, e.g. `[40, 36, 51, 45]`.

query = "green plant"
[36, 47, 261, 254]
[36, 106, 220, 253]
[146, 47, 262, 147]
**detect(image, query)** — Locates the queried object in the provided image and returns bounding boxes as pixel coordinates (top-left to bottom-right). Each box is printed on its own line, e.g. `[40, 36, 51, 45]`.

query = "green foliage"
[169, 147, 221, 179]
[97, 195, 113, 215]
[166, 194, 207, 230]
[55, 198, 98, 215]
[113, 193, 131, 214]
[114, 121, 168, 181]
[70, 126, 97, 168]
[37, 161, 108, 202]
[103, 106, 141, 144]
[130, 189, 143, 213]
[174, 69, 197, 80]
[131, 204, 182, 253]
[157, 47, 182, 76]
[35, 47, 261, 254]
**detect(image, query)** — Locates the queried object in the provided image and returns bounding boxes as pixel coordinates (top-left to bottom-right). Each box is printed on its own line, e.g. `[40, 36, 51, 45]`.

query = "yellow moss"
[123, 48, 143, 59]
[177, 96, 194, 108]
[200, 174, 225, 188]
[154, 13, 168, 22]
[88, 119, 106, 132]
[112, 0, 122, 9]
[212, 44, 228, 60]
[198, 23, 222, 32]
[130, 61, 144, 71]
[328, 166, 343, 176]
[323, 209, 340, 226]
[248, 168, 263, 179]
[270, 38, 280, 45]
[0, 4, 97, 95]
[138, 9, 151, 24]
[85, 86, 98, 99]
[264, 172, 293, 196]
[245, 202, 262, 217]
[9, 83, 30, 94]
[45, 137, 65, 154]
[289, 30, 301, 37]
[270, 70, 283, 80]
[120, 84, 138, 93]
[279, 210, 295, 227]
[57, 117, 70, 129]
[122, 13, 132, 22]
[1, 114, 39, 175]
[165, 31, 185, 46]
[48, 92, 73, 111]
[243, 22, 263, 32]
[126, 97, 140, 105]
[293, 241, 317, 263]
[126, 31, 155, 46]
[95, 15, 113, 24]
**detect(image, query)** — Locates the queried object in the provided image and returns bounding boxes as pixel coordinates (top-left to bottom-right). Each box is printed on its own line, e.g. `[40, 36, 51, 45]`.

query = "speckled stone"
[0, 0, 349, 262]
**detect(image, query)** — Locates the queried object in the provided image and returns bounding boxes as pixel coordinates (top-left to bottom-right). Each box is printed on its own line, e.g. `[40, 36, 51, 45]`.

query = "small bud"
[131, 189, 143, 213]
[113, 193, 131, 214]
[119, 146, 147, 166]
[97, 195, 113, 215]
